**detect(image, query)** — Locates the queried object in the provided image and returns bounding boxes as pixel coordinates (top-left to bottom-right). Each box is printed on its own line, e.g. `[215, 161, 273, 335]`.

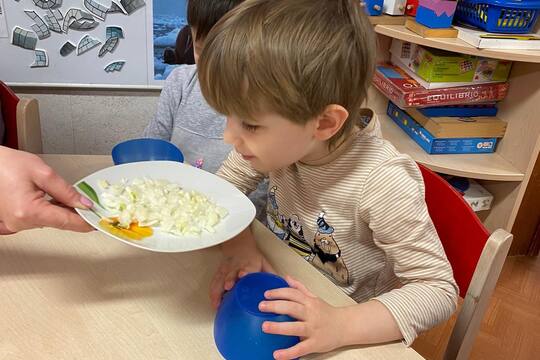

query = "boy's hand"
[209, 228, 275, 309]
[210, 251, 274, 308]
[259, 276, 345, 360]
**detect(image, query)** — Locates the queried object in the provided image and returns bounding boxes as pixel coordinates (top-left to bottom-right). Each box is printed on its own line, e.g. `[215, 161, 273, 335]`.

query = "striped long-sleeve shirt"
[217, 113, 458, 345]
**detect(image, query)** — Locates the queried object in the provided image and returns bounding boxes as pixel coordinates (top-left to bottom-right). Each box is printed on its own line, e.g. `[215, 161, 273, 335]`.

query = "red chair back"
[0, 81, 20, 149]
[418, 164, 490, 297]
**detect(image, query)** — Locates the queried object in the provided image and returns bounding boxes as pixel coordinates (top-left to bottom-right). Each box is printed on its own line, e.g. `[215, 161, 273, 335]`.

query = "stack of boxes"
[373, 39, 511, 155]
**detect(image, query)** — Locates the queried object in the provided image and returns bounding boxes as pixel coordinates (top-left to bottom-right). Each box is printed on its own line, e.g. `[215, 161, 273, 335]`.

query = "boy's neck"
[299, 127, 358, 167]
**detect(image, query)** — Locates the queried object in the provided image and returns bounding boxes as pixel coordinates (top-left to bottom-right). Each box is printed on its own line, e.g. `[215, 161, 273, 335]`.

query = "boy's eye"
[241, 122, 259, 132]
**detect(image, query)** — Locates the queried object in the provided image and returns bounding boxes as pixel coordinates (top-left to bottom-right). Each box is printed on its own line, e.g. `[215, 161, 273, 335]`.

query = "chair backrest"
[418, 164, 489, 297]
[0, 81, 42, 153]
[0, 80, 20, 149]
[418, 164, 512, 360]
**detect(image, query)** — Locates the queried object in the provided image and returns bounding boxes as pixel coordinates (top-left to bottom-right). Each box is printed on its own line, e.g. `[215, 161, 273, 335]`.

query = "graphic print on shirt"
[312, 212, 350, 285]
[266, 186, 288, 240]
[265, 186, 350, 285]
[285, 214, 315, 261]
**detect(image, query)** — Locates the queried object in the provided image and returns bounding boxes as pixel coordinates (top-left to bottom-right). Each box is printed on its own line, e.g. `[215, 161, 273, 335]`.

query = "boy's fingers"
[264, 287, 306, 304]
[285, 275, 316, 298]
[262, 258, 276, 273]
[259, 300, 306, 320]
[210, 267, 228, 308]
[223, 269, 240, 291]
[262, 320, 307, 337]
[0, 221, 14, 235]
[274, 340, 311, 360]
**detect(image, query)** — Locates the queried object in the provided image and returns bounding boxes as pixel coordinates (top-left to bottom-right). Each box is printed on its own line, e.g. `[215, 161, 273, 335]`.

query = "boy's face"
[224, 112, 320, 173]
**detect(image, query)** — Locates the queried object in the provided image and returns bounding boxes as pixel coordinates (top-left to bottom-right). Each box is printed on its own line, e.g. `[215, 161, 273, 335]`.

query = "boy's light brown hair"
[198, 0, 376, 145]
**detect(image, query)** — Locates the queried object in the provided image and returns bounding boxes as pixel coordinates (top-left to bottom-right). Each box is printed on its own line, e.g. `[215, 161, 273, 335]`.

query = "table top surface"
[0, 154, 423, 359]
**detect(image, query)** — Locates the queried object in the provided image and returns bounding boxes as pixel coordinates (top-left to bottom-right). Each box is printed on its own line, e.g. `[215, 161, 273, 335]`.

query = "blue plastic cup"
[111, 138, 184, 165]
[214, 272, 300, 360]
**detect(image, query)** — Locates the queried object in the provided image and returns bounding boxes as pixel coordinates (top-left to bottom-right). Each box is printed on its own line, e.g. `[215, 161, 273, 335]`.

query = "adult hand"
[0, 146, 94, 234]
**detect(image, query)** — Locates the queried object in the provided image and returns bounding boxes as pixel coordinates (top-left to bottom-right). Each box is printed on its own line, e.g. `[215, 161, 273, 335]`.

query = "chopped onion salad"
[97, 178, 228, 236]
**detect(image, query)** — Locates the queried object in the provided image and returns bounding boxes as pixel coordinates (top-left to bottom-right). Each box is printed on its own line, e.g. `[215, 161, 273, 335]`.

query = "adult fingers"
[32, 202, 93, 232]
[33, 164, 92, 209]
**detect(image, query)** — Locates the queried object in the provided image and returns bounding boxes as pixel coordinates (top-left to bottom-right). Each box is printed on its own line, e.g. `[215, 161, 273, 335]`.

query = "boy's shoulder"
[347, 116, 416, 175]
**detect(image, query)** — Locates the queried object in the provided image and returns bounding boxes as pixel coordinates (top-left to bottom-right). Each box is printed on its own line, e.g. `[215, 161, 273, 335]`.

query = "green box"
[391, 39, 512, 84]
[412, 47, 478, 82]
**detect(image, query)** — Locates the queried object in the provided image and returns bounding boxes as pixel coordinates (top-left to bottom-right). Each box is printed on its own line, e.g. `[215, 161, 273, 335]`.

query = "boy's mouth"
[241, 154, 255, 161]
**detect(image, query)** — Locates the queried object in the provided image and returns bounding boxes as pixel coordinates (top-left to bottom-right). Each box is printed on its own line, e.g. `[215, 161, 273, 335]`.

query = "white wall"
[15, 88, 160, 154]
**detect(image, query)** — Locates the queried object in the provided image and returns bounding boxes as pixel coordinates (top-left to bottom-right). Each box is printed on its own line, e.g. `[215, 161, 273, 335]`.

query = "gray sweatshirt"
[144, 65, 232, 173]
[143, 65, 268, 218]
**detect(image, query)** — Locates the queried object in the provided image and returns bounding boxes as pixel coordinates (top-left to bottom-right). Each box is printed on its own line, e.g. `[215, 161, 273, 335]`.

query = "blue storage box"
[387, 101, 498, 154]
[455, 0, 540, 33]
[419, 104, 498, 117]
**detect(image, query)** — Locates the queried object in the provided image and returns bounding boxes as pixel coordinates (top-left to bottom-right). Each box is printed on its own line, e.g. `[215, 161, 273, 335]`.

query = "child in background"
[200, 0, 458, 359]
[143, 0, 268, 217]
[144, 0, 242, 172]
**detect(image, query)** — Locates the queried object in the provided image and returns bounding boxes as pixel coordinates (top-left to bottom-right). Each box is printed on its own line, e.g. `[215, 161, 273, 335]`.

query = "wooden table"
[0, 155, 423, 359]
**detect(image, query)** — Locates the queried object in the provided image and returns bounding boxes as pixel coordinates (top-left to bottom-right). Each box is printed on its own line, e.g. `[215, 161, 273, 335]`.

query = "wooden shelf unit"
[374, 24, 540, 63]
[378, 113, 524, 182]
[371, 29, 540, 254]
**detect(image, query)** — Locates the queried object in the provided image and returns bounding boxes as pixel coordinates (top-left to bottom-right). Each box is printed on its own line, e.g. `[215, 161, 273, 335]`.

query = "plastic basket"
[455, 0, 540, 33]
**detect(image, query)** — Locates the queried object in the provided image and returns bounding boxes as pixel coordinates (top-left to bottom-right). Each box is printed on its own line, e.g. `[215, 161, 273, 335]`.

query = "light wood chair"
[0, 81, 43, 153]
[418, 164, 513, 360]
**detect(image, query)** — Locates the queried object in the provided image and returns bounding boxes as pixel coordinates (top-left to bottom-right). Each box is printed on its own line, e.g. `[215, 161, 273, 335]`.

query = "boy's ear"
[313, 105, 349, 141]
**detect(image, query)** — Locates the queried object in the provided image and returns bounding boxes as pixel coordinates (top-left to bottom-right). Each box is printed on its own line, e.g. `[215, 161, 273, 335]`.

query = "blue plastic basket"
[455, 0, 540, 33]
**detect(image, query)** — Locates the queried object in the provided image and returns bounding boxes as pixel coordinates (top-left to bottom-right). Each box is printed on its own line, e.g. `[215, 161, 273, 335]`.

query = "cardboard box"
[445, 177, 494, 212]
[373, 63, 509, 108]
[387, 101, 498, 154]
[406, 108, 507, 138]
[390, 39, 512, 84]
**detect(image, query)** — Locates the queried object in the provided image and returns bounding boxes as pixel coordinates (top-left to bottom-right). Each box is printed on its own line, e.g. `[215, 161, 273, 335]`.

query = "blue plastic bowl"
[214, 272, 300, 360]
[111, 138, 184, 165]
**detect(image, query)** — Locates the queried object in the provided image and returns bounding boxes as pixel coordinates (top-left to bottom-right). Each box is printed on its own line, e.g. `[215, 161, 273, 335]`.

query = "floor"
[412, 255, 540, 360]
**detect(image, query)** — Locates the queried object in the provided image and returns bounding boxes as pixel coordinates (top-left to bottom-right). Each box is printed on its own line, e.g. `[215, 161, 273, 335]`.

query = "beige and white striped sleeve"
[358, 156, 458, 345]
[216, 150, 266, 195]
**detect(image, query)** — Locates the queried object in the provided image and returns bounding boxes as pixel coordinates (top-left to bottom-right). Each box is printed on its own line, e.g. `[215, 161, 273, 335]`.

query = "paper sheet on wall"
[0, 0, 8, 38]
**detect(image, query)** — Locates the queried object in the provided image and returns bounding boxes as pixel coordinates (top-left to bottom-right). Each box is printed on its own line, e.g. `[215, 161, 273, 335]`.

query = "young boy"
[200, 0, 458, 359]
[143, 0, 270, 216]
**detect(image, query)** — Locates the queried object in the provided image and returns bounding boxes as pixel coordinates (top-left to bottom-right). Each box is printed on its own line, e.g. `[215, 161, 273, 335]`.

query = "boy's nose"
[223, 118, 241, 146]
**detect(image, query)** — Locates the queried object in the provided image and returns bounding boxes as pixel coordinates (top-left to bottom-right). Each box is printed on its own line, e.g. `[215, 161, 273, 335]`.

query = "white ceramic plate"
[75, 161, 255, 252]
